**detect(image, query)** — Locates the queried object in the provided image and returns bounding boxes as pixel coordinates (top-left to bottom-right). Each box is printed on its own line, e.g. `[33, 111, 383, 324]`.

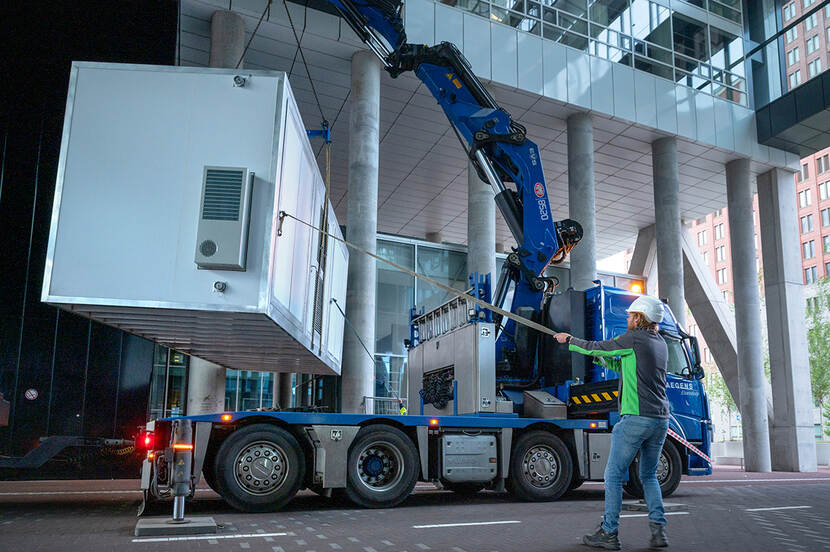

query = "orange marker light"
[147, 452, 155, 460]
[172, 443, 194, 450]
[221, 414, 232, 422]
[589, 422, 598, 428]
[631, 283, 643, 294]
[429, 418, 439, 426]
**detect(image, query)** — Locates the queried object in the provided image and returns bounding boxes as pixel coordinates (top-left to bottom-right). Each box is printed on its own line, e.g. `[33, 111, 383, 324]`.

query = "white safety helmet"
[626, 295, 665, 323]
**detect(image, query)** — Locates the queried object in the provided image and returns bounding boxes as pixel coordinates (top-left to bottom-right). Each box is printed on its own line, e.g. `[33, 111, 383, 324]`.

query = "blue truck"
[139, 281, 711, 513]
[137, 0, 711, 514]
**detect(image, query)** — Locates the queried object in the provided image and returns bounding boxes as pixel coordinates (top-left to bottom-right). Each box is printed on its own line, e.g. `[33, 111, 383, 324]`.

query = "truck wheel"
[201, 461, 221, 494]
[624, 440, 682, 499]
[508, 431, 572, 501]
[214, 424, 305, 513]
[345, 425, 419, 509]
[443, 481, 486, 495]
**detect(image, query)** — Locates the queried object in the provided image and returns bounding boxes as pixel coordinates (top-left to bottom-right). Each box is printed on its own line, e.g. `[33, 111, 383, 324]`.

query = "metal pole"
[172, 496, 186, 522]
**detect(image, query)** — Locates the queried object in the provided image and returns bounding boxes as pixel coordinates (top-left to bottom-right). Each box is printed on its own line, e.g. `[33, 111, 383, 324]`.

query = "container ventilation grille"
[202, 168, 243, 221]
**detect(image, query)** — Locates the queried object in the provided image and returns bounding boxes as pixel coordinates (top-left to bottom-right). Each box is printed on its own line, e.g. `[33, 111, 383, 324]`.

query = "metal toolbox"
[441, 434, 498, 483]
[523, 390, 568, 419]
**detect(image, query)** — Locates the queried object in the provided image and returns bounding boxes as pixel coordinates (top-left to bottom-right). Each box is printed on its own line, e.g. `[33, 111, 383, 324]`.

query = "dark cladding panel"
[82, 323, 123, 438]
[115, 334, 154, 440]
[48, 312, 89, 437]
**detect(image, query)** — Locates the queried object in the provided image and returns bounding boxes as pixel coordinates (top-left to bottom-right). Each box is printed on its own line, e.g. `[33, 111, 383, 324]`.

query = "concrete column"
[342, 50, 381, 414]
[186, 9, 247, 416]
[187, 357, 226, 414]
[467, 161, 496, 281]
[651, 137, 685, 328]
[726, 158, 772, 472]
[567, 112, 596, 290]
[209, 11, 245, 69]
[757, 168, 818, 472]
[278, 373, 293, 409]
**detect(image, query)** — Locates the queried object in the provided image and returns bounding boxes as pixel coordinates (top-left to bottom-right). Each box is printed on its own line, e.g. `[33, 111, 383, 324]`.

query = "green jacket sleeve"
[568, 331, 635, 373]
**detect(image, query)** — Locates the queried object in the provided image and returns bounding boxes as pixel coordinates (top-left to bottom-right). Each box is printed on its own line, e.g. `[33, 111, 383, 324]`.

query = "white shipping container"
[42, 63, 347, 375]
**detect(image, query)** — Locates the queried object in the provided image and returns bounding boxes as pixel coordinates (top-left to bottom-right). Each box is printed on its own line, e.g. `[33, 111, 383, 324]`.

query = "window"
[790, 70, 802, 89]
[665, 336, 692, 377]
[805, 13, 818, 31]
[695, 216, 707, 225]
[826, 261, 830, 277]
[783, 2, 795, 21]
[824, 234, 830, 253]
[822, 208, 830, 227]
[702, 251, 710, 264]
[716, 245, 726, 262]
[805, 266, 817, 284]
[715, 224, 724, 240]
[717, 268, 728, 284]
[722, 289, 730, 301]
[714, 208, 723, 217]
[808, 58, 822, 78]
[803, 240, 816, 259]
[807, 35, 820, 54]
[802, 214, 814, 232]
[803, 0, 814, 8]
[820, 182, 829, 200]
[786, 26, 798, 43]
[818, 155, 830, 175]
[787, 47, 800, 66]
[698, 231, 707, 246]
[799, 189, 813, 207]
[798, 163, 810, 182]
[703, 347, 713, 363]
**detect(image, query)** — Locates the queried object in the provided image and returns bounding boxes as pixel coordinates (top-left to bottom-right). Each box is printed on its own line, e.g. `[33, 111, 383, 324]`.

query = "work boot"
[582, 525, 621, 550]
[649, 522, 668, 548]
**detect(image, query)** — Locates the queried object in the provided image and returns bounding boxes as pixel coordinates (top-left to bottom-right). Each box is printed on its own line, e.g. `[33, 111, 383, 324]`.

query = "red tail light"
[137, 430, 154, 450]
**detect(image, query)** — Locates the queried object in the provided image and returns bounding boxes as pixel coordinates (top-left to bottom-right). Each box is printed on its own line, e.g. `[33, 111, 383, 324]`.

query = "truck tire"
[214, 424, 305, 513]
[345, 425, 419, 509]
[201, 461, 221, 494]
[508, 431, 572, 502]
[624, 440, 682, 499]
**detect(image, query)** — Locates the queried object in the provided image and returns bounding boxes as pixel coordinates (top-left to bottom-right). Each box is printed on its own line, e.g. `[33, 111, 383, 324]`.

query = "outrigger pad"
[134, 516, 218, 537]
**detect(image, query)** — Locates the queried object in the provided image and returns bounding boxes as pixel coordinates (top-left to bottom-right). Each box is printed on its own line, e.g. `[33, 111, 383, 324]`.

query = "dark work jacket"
[569, 329, 670, 418]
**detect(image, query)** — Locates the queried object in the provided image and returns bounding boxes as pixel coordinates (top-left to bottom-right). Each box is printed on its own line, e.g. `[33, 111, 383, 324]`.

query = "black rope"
[288, 0, 310, 78]
[235, 0, 272, 69]
[282, 0, 327, 124]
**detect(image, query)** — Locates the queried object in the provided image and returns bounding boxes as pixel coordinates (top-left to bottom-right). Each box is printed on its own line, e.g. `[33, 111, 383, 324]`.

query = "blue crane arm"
[326, 0, 582, 385]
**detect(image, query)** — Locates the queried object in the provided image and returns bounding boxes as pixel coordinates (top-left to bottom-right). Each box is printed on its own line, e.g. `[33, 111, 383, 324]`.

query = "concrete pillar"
[186, 9, 247, 416]
[651, 137, 686, 328]
[757, 168, 818, 472]
[467, 161, 496, 281]
[726, 158, 772, 472]
[278, 373, 293, 409]
[187, 357, 226, 414]
[342, 50, 381, 414]
[209, 11, 245, 69]
[567, 113, 596, 290]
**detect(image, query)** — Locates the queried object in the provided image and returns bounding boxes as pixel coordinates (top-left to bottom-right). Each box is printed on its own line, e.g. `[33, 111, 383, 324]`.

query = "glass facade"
[225, 370, 276, 411]
[441, 0, 747, 105]
[147, 345, 188, 419]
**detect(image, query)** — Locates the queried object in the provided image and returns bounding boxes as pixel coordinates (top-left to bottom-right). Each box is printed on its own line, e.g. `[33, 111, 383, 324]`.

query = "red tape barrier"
[667, 427, 712, 464]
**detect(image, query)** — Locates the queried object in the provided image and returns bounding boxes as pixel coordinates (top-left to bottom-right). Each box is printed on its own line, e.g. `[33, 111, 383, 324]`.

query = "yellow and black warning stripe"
[570, 389, 619, 405]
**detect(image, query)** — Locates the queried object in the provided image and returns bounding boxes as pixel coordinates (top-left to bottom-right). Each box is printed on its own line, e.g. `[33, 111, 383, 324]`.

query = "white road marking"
[619, 512, 690, 518]
[132, 532, 287, 543]
[745, 506, 813, 512]
[582, 478, 830, 485]
[0, 490, 142, 496]
[413, 521, 521, 529]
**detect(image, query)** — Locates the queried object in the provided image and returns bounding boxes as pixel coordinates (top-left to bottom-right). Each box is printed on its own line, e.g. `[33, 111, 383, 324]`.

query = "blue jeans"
[602, 415, 669, 534]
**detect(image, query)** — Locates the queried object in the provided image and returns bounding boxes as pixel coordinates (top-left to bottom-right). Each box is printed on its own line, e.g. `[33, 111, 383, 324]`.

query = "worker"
[554, 295, 669, 550]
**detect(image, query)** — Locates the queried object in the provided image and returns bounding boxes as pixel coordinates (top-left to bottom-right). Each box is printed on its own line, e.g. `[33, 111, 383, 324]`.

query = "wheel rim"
[522, 445, 560, 489]
[233, 440, 289, 496]
[356, 440, 405, 493]
[656, 451, 671, 484]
